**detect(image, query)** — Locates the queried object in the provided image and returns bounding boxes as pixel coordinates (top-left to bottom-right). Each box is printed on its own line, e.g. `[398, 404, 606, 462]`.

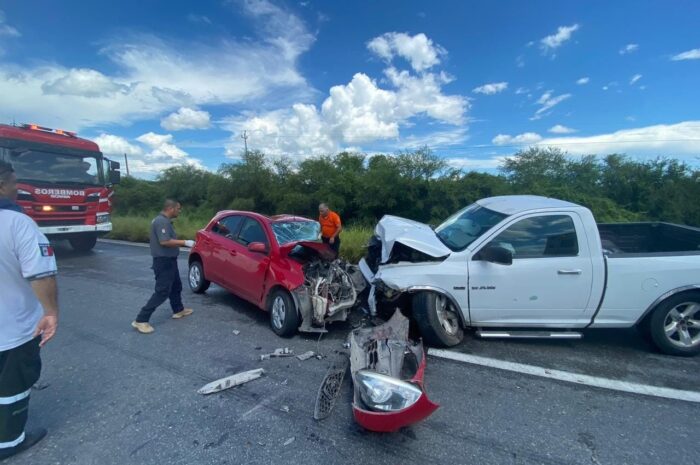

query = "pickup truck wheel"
[650, 293, 700, 356]
[413, 292, 464, 347]
[268, 289, 299, 338]
[188, 260, 210, 294]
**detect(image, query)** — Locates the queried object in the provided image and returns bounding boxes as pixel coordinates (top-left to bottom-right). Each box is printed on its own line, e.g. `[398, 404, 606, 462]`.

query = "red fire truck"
[0, 123, 121, 251]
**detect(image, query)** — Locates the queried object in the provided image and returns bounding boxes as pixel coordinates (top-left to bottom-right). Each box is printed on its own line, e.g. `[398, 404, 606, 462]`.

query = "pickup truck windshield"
[435, 204, 508, 251]
[1, 147, 104, 186]
[272, 220, 321, 245]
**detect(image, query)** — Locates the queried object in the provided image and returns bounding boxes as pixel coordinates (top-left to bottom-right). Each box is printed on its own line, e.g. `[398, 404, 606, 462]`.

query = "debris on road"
[283, 437, 295, 446]
[296, 351, 315, 361]
[260, 347, 294, 361]
[198, 368, 265, 395]
[232, 330, 241, 335]
[280, 405, 290, 413]
[313, 353, 349, 420]
[349, 311, 439, 432]
[32, 382, 50, 391]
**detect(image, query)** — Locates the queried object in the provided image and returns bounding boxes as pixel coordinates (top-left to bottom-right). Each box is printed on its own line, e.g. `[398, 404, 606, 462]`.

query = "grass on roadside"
[109, 214, 374, 262]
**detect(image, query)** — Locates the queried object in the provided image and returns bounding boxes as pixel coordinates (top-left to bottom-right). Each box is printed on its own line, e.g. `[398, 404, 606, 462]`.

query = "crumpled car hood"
[375, 215, 451, 264]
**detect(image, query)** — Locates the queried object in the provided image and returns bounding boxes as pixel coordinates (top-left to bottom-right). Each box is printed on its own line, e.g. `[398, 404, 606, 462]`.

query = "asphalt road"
[9, 241, 700, 465]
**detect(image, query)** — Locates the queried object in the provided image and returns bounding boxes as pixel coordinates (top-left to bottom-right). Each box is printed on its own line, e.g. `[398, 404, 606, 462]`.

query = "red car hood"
[278, 240, 337, 261]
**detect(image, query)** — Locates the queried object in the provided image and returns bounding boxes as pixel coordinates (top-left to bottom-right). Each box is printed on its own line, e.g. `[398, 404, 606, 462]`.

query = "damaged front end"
[286, 242, 367, 332]
[349, 311, 439, 432]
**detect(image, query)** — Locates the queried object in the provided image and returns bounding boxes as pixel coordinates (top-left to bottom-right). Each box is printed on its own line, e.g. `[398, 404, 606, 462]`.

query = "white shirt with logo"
[0, 209, 58, 351]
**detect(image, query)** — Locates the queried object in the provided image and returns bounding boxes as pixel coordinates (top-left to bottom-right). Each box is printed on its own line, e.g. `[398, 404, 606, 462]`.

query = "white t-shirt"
[0, 209, 58, 352]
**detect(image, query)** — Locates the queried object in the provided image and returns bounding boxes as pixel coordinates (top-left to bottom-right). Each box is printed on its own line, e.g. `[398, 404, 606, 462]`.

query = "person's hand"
[329, 237, 335, 244]
[33, 315, 58, 348]
[184, 240, 195, 248]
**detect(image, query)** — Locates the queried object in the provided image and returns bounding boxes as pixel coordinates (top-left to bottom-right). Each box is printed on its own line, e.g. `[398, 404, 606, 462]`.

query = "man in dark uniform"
[131, 199, 196, 334]
[0, 160, 59, 460]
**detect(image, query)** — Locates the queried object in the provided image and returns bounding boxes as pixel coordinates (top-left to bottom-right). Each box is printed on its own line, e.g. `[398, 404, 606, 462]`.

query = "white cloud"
[515, 87, 529, 95]
[516, 55, 525, 68]
[531, 90, 571, 120]
[223, 38, 469, 158]
[187, 14, 211, 24]
[367, 32, 445, 72]
[492, 132, 543, 145]
[629, 74, 642, 85]
[161, 107, 211, 131]
[41, 68, 127, 97]
[540, 24, 579, 55]
[538, 121, 700, 156]
[473, 82, 508, 95]
[95, 133, 203, 177]
[0, 10, 19, 38]
[619, 43, 639, 55]
[576, 77, 590, 85]
[0, 0, 314, 130]
[445, 157, 505, 171]
[93, 134, 143, 157]
[671, 48, 700, 61]
[548, 124, 576, 134]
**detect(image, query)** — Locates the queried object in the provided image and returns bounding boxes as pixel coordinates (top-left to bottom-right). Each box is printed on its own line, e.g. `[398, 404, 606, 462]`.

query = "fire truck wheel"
[69, 234, 97, 252]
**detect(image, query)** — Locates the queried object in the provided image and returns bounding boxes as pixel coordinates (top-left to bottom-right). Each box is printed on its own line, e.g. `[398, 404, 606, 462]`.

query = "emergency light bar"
[22, 123, 77, 138]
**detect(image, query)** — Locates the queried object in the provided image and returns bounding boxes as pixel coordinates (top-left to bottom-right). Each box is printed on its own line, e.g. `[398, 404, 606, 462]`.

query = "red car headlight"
[356, 370, 422, 412]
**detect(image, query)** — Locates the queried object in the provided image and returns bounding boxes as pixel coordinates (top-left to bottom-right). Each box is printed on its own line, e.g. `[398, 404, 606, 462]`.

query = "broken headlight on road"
[356, 370, 422, 412]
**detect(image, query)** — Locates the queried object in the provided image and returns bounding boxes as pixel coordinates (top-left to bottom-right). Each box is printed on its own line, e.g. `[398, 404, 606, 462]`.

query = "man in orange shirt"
[318, 203, 342, 256]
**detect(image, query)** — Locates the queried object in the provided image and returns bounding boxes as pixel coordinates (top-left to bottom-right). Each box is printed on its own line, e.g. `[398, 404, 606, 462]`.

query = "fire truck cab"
[0, 123, 120, 252]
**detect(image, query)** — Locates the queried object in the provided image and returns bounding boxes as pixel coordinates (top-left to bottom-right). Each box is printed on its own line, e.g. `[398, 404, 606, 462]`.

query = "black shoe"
[0, 428, 47, 461]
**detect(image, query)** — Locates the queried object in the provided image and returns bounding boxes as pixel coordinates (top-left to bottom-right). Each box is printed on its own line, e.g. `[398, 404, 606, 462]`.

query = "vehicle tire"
[412, 291, 464, 347]
[69, 234, 97, 252]
[188, 260, 210, 294]
[267, 289, 299, 337]
[649, 292, 700, 357]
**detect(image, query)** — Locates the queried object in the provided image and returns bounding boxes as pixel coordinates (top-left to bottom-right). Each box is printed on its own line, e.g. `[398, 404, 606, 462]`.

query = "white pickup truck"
[359, 195, 700, 356]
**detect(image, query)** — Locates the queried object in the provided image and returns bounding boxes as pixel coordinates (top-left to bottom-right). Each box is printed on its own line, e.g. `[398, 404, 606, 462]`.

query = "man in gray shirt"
[132, 199, 195, 334]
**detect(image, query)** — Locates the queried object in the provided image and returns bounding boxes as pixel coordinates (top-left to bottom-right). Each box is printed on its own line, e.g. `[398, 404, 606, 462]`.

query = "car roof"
[476, 195, 581, 215]
[213, 211, 314, 224]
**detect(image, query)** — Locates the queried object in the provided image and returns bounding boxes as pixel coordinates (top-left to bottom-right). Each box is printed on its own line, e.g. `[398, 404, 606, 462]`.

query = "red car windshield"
[271, 220, 320, 245]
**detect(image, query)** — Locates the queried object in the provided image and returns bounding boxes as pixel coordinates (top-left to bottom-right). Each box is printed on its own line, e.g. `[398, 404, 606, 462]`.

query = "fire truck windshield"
[3, 148, 104, 186]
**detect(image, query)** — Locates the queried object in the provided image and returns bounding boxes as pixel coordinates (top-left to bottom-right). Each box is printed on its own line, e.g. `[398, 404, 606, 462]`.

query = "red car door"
[228, 217, 271, 304]
[203, 214, 244, 289]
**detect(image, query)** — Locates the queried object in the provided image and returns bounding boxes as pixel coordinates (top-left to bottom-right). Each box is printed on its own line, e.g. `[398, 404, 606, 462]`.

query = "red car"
[187, 211, 366, 336]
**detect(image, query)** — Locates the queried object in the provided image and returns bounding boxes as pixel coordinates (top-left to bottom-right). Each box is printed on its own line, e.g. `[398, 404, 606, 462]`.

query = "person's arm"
[31, 276, 59, 347]
[154, 217, 194, 248]
[330, 214, 342, 242]
[14, 216, 59, 347]
[160, 238, 192, 248]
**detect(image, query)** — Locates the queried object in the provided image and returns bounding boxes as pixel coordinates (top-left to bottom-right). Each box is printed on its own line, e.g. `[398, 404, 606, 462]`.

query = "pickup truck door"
[468, 212, 596, 326]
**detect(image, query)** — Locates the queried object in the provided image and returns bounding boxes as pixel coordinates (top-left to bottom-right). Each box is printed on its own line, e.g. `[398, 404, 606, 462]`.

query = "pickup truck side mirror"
[477, 244, 513, 265]
[248, 242, 267, 254]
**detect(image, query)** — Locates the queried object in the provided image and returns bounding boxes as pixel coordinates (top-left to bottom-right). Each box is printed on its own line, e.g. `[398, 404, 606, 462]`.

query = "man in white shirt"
[0, 160, 59, 460]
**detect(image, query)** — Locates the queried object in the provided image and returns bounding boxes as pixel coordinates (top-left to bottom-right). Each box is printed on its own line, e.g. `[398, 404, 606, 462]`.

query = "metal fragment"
[296, 351, 315, 361]
[260, 347, 294, 361]
[313, 354, 349, 420]
[232, 330, 240, 335]
[280, 405, 290, 413]
[283, 437, 295, 446]
[198, 368, 265, 395]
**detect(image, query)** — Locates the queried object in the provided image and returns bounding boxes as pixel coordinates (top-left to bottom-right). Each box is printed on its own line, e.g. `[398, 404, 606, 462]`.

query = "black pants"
[136, 257, 184, 323]
[0, 337, 41, 450]
[321, 236, 341, 255]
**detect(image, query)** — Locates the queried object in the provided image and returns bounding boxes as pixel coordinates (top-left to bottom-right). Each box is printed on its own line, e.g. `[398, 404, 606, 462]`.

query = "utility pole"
[124, 153, 130, 177]
[241, 130, 249, 157]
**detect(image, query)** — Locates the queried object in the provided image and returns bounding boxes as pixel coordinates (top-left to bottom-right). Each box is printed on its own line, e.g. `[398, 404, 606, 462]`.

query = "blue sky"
[1, 0, 699, 177]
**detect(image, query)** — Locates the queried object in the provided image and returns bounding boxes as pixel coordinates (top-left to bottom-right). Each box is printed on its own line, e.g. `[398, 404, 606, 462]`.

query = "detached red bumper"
[350, 312, 439, 433]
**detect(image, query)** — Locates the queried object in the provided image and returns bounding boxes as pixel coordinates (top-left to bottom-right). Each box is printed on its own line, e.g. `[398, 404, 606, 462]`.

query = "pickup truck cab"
[360, 195, 700, 356]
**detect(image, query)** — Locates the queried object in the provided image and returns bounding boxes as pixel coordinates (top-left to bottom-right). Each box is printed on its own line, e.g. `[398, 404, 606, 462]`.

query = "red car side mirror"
[248, 242, 267, 254]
